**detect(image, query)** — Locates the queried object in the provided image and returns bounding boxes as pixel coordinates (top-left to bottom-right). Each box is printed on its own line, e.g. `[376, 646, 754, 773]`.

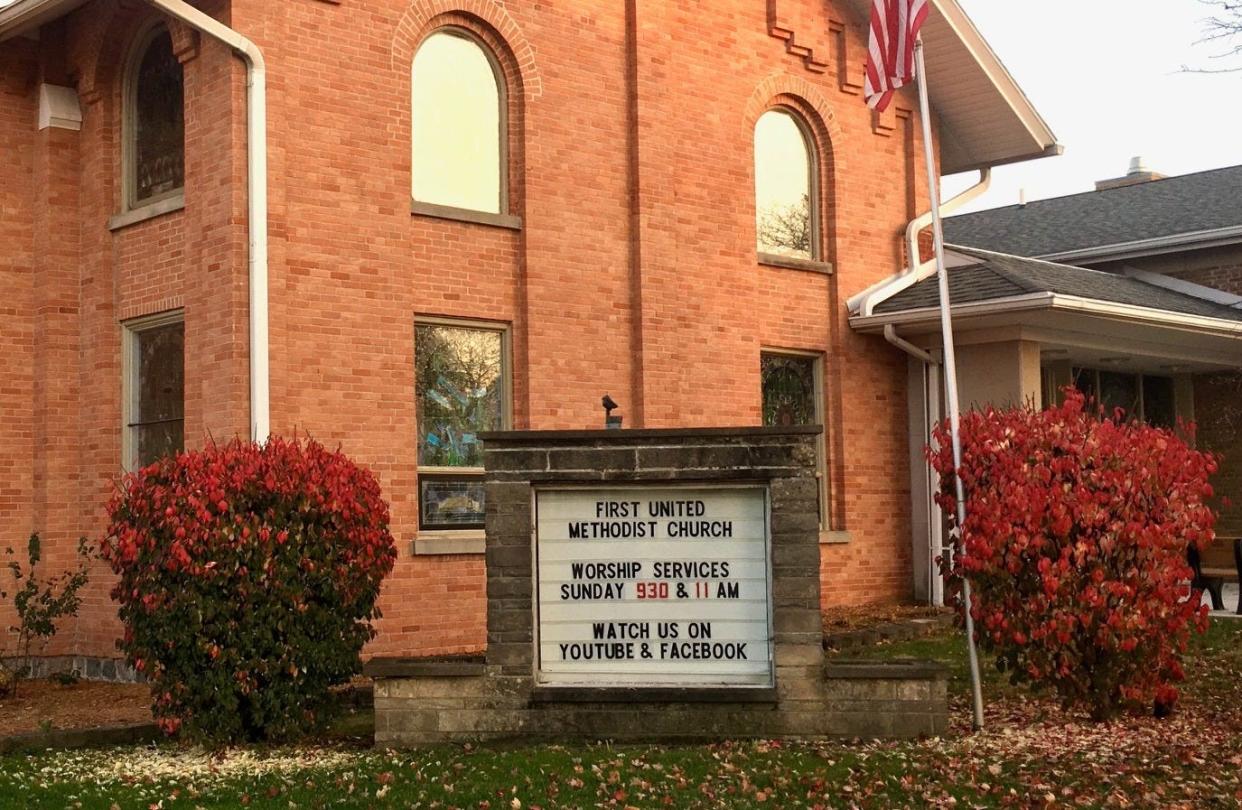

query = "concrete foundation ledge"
[823, 658, 949, 680]
[363, 656, 486, 679]
[530, 686, 778, 704]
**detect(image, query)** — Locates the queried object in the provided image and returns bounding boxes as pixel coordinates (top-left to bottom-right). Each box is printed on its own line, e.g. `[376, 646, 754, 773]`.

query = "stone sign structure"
[367, 427, 947, 745]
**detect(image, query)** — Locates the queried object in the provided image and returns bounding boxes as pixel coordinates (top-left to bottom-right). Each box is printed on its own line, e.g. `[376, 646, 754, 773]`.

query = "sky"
[944, 0, 1242, 213]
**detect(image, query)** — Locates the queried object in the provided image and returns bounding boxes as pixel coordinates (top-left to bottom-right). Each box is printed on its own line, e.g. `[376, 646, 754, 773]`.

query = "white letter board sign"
[534, 485, 773, 688]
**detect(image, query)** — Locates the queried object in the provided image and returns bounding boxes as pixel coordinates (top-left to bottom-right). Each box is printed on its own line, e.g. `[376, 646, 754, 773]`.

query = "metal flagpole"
[913, 34, 985, 732]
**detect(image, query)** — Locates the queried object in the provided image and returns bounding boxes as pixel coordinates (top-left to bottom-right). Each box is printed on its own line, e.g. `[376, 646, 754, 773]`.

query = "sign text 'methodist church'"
[537, 486, 772, 687]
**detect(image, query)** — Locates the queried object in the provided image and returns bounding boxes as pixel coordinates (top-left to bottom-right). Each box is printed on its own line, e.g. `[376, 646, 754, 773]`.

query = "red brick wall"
[0, 40, 38, 649]
[2, 0, 931, 662]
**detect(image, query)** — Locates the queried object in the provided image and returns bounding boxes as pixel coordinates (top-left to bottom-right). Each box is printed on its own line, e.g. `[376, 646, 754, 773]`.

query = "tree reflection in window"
[761, 354, 816, 427]
[415, 324, 503, 468]
[130, 28, 184, 206]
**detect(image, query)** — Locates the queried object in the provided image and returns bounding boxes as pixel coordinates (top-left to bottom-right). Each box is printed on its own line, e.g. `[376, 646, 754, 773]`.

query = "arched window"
[124, 24, 185, 210]
[754, 109, 818, 261]
[412, 30, 505, 214]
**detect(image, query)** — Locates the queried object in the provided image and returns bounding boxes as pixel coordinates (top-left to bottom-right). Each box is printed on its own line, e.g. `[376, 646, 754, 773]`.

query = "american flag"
[864, 0, 929, 112]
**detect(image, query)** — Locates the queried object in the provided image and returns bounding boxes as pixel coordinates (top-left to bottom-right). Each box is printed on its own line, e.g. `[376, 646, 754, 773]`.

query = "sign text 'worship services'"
[535, 486, 773, 687]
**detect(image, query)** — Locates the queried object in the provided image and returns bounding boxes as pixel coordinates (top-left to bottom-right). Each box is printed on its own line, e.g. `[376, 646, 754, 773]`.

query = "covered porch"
[849, 246, 1242, 604]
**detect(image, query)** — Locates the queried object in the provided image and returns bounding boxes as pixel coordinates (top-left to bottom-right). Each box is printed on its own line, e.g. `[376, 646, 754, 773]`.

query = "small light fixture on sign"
[601, 394, 622, 430]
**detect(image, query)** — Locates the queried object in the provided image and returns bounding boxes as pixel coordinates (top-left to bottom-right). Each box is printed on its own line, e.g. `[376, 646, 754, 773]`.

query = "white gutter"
[145, 0, 269, 443]
[1037, 224, 1242, 266]
[904, 167, 991, 276]
[846, 168, 991, 318]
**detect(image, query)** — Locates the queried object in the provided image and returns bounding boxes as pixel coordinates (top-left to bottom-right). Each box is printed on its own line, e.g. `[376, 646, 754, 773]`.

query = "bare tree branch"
[1185, 0, 1242, 72]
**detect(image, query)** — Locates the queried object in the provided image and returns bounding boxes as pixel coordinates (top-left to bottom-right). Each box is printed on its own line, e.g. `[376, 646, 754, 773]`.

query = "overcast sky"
[945, 0, 1242, 212]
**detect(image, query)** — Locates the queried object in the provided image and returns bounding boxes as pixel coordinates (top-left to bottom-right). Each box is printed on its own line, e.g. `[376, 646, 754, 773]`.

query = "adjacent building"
[942, 162, 1242, 547]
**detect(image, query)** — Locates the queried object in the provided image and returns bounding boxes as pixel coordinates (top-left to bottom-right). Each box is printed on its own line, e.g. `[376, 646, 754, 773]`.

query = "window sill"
[411, 200, 522, 230]
[758, 252, 834, 275]
[412, 529, 485, 556]
[819, 529, 851, 545]
[108, 193, 185, 232]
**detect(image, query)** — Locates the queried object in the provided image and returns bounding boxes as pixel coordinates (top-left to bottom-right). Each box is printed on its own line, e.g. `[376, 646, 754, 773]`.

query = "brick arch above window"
[743, 74, 844, 175]
[79, 9, 198, 108]
[746, 76, 843, 268]
[390, 0, 541, 101]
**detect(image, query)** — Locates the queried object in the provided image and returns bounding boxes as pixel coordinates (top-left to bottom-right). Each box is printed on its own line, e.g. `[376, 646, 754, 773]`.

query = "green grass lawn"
[2, 620, 1239, 809]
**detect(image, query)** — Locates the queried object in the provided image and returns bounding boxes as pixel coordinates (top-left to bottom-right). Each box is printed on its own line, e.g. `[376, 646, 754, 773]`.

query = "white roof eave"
[0, 0, 90, 41]
[843, 0, 1061, 174]
[850, 293, 1242, 341]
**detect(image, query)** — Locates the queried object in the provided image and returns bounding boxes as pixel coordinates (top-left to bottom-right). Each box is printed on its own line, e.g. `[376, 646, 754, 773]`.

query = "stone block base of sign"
[366, 657, 947, 745]
[368, 427, 948, 745]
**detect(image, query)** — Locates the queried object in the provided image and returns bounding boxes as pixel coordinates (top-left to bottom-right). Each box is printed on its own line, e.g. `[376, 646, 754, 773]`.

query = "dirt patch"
[821, 602, 950, 634]
[0, 679, 150, 737]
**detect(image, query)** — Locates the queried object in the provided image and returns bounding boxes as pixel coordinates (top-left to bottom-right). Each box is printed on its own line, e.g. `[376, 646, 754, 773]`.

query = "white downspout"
[847, 168, 992, 317]
[904, 167, 991, 275]
[885, 323, 944, 606]
[144, 0, 269, 443]
[884, 324, 935, 364]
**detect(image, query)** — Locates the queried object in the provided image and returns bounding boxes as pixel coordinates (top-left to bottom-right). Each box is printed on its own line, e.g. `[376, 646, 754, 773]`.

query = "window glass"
[1066, 366, 1176, 427]
[1142, 375, 1175, 428]
[755, 109, 814, 260]
[1099, 371, 1140, 420]
[412, 31, 502, 213]
[1071, 366, 1096, 403]
[415, 323, 506, 530]
[762, 352, 826, 529]
[129, 320, 184, 468]
[761, 354, 817, 427]
[420, 477, 488, 529]
[132, 29, 184, 205]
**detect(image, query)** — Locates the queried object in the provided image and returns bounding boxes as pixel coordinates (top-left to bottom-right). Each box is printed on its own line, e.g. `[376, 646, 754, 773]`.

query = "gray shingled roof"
[871, 247, 1242, 321]
[942, 165, 1242, 257]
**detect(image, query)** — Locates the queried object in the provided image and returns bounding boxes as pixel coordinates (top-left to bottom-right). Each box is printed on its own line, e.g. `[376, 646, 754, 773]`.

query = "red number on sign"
[636, 582, 669, 599]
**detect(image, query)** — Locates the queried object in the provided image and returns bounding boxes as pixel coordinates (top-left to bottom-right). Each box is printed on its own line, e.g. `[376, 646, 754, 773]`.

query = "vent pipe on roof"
[1095, 156, 1166, 191]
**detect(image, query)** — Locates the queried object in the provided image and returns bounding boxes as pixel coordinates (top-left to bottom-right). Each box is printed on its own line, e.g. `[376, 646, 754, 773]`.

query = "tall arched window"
[124, 24, 185, 210]
[754, 109, 817, 261]
[412, 30, 505, 214]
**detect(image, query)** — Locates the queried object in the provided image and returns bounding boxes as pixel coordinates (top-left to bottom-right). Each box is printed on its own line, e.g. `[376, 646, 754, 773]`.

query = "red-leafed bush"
[928, 391, 1216, 720]
[101, 437, 397, 742]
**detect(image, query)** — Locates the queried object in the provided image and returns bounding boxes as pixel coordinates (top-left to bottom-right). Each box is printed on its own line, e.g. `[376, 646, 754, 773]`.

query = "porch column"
[954, 339, 1041, 411]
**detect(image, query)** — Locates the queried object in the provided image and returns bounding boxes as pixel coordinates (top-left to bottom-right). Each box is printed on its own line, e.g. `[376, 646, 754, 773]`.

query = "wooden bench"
[1189, 536, 1242, 615]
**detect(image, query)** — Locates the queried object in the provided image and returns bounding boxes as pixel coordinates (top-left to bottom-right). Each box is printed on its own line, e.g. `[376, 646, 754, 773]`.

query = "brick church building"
[16, 0, 1234, 675]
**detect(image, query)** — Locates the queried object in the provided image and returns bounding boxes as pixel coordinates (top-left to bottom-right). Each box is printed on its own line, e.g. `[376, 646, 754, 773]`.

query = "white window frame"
[414, 317, 513, 539]
[122, 21, 185, 214]
[760, 348, 830, 531]
[121, 309, 185, 472]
